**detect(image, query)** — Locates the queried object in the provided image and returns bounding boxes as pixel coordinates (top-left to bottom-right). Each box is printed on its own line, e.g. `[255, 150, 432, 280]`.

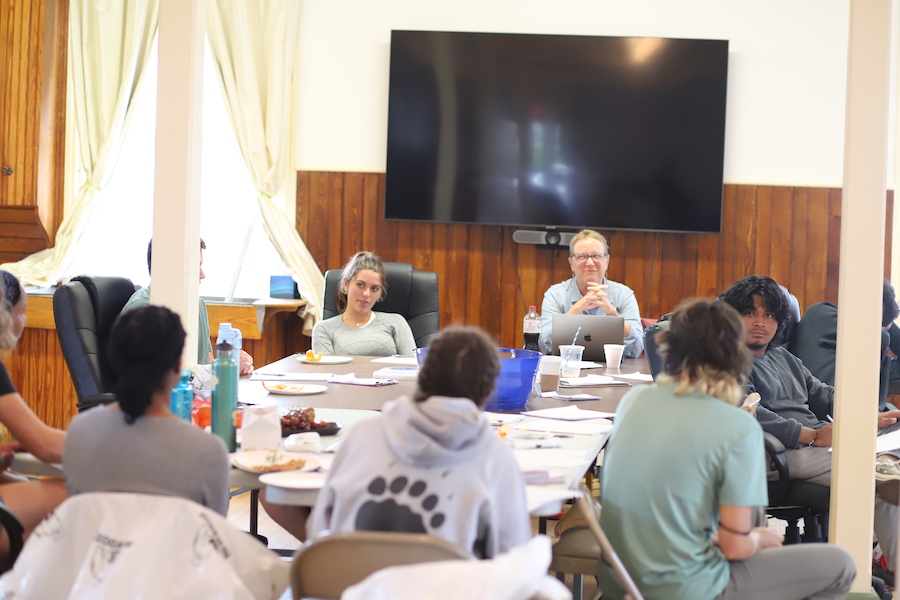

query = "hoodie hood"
[380, 395, 494, 468]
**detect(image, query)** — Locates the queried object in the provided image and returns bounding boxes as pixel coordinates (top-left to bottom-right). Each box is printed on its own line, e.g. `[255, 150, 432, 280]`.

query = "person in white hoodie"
[307, 325, 532, 558]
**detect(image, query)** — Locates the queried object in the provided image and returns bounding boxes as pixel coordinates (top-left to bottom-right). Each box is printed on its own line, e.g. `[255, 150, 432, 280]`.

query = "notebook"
[551, 314, 625, 361]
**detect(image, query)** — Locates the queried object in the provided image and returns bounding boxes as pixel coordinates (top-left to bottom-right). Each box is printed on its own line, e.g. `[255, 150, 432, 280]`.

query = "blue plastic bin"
[413, 347, 542, 412]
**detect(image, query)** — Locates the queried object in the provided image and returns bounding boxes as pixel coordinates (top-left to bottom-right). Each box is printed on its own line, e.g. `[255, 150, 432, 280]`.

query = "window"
[71, 37, 290, 300]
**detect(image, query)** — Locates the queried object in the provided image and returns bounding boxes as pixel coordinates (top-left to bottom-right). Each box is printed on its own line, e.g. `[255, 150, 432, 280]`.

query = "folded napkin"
[283, 432, 323, 454]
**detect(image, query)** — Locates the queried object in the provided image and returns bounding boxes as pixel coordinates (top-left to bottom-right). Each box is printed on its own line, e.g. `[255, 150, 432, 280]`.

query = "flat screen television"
[384, 31, 729, 234]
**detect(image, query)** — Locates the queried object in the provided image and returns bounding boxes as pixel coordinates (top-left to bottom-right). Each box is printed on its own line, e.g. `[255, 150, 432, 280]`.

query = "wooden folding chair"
[290, 530, 472, 599]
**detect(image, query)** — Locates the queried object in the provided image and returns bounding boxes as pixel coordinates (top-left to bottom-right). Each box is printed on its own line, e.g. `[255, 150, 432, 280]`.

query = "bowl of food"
[413, 347, 542, 411]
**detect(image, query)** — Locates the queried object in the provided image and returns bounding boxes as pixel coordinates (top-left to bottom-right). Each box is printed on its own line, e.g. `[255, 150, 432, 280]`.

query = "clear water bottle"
[523, 305, 540, 351]
[216, 323, 242, 362]
[212, 341, 238, 451]
[170, 368, 193, 422]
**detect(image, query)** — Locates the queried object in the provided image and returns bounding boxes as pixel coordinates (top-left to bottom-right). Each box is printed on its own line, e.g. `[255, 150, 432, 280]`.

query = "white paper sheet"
[877, 429, 900, 454]
[483, 412, 526, 426]
[607, 372, 654, 383]
[369, 355, 419, 366]
[522, 405, 613, 421]
[559, 375, 630, 387]
[250, 372, 333, 382]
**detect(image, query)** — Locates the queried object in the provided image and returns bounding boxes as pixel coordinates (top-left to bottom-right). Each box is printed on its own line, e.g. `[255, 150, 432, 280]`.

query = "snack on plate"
[254, 458, 307, 473]
[281, 407, 329, 432]
[264, 382, 305, 393]
[305, 349, 323, 362]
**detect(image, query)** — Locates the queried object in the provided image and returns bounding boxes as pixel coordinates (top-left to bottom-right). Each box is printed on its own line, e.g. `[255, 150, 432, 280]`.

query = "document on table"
[559, 375, 630, 387]
[540, 392, 602, 401]
[877, 429, 900, 454]
[369, 355, 419, 366]
[607, 372, 654, 383]
[483, 412, 525, 426]
[250, 372, 333, 382]
[523, 405, 614, 421]
[328, 373, 398, 386]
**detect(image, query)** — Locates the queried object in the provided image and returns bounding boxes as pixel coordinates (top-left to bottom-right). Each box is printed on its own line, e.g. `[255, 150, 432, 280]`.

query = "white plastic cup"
[538, 356, 562, 392]
[559, 345, 585, 378]
[604, 344, 625, 369]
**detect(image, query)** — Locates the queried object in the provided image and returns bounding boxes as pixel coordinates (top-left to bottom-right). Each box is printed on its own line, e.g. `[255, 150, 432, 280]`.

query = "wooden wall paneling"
[788, 187, 811, 309]
[342, 173, 365, 256]
[753, 186, 773, 274]
[825, 188, 842, 305]
[293, 171, 885, 348]
[717, 185, 738, 290]
[768, 186, 794, 289]
[662, 232, 689, 316]
[36, 0, 68, 242]
[803, 187, 830, 309]
[361, 173, 380, 251]
[696, 229, 721, 301]
[295, 171, 311, 242]
[325, 173, 345, 267]
[1, 0, 43, 209]
[444, 224, 470, 327]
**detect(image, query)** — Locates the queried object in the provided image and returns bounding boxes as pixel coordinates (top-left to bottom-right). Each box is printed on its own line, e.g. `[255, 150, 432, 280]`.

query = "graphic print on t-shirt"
[355, 475, 446, 533]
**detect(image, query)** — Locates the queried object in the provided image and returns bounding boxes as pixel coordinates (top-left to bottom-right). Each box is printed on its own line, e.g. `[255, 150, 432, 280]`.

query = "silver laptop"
[551, 314, 625, 361]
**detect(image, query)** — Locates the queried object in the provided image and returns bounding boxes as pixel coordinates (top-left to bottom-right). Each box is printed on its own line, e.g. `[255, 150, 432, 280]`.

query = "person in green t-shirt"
[597, 298, 854, 600]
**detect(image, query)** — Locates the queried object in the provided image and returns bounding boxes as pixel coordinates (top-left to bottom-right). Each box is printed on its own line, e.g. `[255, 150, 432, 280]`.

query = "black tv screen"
[384, 31, 729, 234]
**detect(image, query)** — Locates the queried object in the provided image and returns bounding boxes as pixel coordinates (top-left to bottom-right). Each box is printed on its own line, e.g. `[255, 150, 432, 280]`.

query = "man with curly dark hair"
[721, 275, 900, 577]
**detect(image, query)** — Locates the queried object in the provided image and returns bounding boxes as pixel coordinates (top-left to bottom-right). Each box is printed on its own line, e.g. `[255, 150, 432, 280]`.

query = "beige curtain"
[206, 0, 323, 335]
[1, 0, 159, 286]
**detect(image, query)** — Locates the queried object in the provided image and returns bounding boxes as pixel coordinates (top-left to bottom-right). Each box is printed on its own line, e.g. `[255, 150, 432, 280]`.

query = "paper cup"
[538, 356, 562, 392]
[604, 344, 625, 369]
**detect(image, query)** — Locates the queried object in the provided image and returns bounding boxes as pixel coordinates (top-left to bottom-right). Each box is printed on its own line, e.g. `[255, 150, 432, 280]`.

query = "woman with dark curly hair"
[63, 305, 230, 515]
[305, 325, 531, 558]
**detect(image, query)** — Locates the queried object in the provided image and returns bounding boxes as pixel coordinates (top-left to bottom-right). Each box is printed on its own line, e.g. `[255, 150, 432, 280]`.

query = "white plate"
[230, 451, 320, 474]
[263, 383, 328, 396]
[298, 355, 353, 365]
[259, 470, 327, 490]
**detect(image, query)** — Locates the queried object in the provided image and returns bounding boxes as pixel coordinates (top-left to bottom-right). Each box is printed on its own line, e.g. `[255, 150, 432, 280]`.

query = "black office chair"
[322, 262, 440, 348]
[53, 275, 136, 412]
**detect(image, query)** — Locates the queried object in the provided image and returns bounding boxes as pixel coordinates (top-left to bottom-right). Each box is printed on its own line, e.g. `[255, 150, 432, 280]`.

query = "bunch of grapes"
[280, 407, 327, 432]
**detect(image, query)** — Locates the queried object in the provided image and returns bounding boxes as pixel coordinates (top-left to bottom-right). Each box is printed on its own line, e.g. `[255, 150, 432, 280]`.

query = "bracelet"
[807, 429, 818, 447]
[718, 521, 752, 536]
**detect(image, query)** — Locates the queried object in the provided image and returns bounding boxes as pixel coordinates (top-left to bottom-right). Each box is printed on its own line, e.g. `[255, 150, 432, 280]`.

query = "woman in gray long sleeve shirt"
[63, 306, 229, 515]
[312, 252, 416, 356]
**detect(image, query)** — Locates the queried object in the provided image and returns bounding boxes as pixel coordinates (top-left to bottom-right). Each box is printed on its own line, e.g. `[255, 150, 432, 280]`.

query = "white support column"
[151, 0, 205, 366]
[831, 0, 893, 592]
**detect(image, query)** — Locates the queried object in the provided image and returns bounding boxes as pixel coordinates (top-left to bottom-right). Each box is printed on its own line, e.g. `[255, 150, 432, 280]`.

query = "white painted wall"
[294, 0, 897, 186]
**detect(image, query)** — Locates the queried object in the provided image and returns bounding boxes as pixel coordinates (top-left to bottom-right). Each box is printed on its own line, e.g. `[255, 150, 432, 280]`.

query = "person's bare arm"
[0, 392, 65, 464]
[716, 505, 783, 560]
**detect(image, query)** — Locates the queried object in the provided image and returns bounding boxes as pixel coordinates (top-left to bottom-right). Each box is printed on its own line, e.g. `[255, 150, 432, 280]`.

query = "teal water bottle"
[170, 368, 193, 421]
[212, 341, 238, 451]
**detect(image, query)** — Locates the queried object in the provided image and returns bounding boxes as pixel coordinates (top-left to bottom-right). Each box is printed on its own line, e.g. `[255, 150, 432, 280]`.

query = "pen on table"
[255, 373, 287, 377]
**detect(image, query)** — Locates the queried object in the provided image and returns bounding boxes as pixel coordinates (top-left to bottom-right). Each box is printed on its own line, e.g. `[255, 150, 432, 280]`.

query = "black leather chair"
[322, 262, 440, 348]
[53, 275, 136, 412]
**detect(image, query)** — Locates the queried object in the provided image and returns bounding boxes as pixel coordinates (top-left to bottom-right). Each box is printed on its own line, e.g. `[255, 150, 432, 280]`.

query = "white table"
[258, 414, 613, 517]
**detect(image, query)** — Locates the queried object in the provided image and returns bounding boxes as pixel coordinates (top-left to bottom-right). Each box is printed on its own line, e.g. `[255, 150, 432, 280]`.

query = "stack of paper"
[250, 372, 332, 382]
[559, 374, 630, 387]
